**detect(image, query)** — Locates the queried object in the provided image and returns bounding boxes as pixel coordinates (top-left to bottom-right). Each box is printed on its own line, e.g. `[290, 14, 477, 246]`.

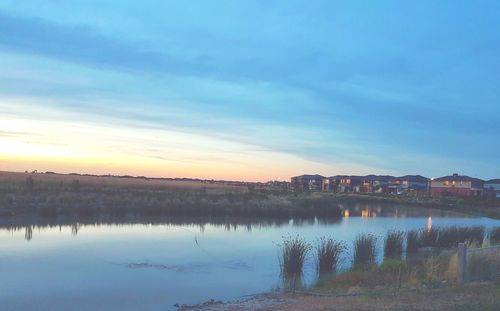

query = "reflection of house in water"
[342, 204, 383, 218]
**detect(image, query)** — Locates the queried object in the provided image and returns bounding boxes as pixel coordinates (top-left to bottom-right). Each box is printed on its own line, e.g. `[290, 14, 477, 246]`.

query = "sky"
[0, 1, 499, 181]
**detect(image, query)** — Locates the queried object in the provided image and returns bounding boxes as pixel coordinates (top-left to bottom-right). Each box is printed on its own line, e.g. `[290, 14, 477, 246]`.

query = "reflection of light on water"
[427, 216, 433, 232]
[344, 210, 350, 217]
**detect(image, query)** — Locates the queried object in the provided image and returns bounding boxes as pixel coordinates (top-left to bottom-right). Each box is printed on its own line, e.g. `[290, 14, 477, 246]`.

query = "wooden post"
[457, 243, 467, 284]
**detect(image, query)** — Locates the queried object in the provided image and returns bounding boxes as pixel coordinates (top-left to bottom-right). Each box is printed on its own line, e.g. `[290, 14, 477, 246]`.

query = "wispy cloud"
[0, 1, 499, 179]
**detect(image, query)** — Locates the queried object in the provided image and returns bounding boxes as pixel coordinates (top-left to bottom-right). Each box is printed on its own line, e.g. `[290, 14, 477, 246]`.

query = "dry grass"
[0, 171, 248, 191]
[271, 281, 500, 311]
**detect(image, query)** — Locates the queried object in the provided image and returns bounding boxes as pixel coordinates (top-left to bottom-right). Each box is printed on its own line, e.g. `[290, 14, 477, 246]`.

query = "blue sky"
[0, 0, 499, 180]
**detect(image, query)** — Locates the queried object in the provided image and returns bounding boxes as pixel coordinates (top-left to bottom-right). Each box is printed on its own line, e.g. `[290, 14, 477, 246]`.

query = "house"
[430, 174, 484, 197]
[321, 175, 398, 193]
[394, 175, 430, 192]
[337, 176, 364, 193]
[484, 179, 500, 199]
[290, 174, 324, 191]
[322, 176, 339, 192]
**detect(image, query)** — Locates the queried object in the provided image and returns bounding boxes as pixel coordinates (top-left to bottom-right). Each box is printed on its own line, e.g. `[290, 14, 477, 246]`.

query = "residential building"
[290, 174, 324, 191]
[322, 176, 339, 192]
[394, 175, 430, 192]
[484, 179, 500, 198]
[337, 176, 363, 193]
[430, 174, 484, 197]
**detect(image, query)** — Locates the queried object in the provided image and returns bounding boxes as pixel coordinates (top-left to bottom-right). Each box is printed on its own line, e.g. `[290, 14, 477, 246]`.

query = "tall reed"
[435, 226, 485, 248]
[384, 230, 406, 259]
[406, 230, 420, 253]
[315, 237, 345, 274]
[418, 229, 438, 248]
[353, 233, 377, 269]
[279, 235, 311, 277]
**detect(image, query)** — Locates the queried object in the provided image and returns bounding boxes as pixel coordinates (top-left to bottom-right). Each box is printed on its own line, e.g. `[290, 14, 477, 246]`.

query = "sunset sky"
[1, 1, 499, 181]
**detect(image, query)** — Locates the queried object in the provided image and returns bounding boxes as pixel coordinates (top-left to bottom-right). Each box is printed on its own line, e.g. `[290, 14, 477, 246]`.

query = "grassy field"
[0, 171, 342, 218]
[0, 171, 498, 219]
[0, 171, 248, 191]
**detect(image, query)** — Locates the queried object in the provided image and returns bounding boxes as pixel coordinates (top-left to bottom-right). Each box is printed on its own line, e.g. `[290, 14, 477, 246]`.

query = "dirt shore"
[178, 281, 500, 311]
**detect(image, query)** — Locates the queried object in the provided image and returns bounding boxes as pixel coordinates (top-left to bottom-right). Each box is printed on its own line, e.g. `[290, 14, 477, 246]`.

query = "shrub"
[279, 235, 311, 277]
[315, 237, 346, 274]
[353, 233, 377, 269]
[384, 230, 405, 259]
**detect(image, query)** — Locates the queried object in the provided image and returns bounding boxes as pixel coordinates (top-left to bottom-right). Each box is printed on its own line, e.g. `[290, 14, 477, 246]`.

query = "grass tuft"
[279, 235, 311, 277]
[384, 230, 406, 259]
[407, 230, 420, 253]
[353, 233, 377, 269]
[315, 237, 346, 274]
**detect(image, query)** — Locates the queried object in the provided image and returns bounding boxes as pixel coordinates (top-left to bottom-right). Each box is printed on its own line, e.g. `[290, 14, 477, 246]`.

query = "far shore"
[0, 171, 499, 220]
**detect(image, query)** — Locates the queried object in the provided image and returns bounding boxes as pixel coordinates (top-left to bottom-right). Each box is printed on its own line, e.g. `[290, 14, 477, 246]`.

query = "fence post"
[457, 243, 467, 284]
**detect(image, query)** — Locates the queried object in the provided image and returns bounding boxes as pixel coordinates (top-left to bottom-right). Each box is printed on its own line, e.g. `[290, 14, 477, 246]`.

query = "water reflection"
[24, 226, 33, 241]
[1, 203, 498, 311]
[0, 203, 473, 241]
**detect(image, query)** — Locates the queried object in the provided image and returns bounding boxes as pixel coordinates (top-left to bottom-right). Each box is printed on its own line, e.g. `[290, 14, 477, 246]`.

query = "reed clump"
[384, 230, 406, 259]
[418, 229, 439, 248]
[435, 226, 485, 248]
[353, 233, 377, 269]
[315, 237, 346, 274]
[280, 235, 311, 277]
[407, 230, 420, 253]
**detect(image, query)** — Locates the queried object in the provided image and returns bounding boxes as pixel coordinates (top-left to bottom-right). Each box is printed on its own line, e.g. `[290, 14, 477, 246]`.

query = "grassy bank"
[0, 172, 345, 218]
[276, 281, 500, 311]
[0, 171, 498, 219]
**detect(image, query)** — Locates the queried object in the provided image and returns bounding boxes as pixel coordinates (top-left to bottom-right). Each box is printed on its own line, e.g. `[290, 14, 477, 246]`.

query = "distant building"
[322, 177, 339, 192]
[484, 179, 500, 198]
[291, 174, 324, 191]
[430, 174, 484, 197]
[394, 175, 430, 191]
[337, 176, 363, 193]
[363, 175, 395, 193]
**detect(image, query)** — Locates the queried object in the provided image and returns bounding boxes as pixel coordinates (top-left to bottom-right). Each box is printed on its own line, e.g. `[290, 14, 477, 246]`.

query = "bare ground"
[178, 282, 500, 311]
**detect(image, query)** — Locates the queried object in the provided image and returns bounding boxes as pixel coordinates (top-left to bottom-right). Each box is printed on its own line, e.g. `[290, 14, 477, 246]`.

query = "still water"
[1, 204, 499, 311]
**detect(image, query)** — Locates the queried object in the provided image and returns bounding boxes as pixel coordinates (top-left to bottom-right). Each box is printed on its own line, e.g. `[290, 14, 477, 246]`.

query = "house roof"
[293, 174, 325, 180]
[433, 175, 484, 183]
[363, 175, 396, 181]
[330, 175, 365, 180]
[396, 175, 430, 182]
[486, 179, 500, 184]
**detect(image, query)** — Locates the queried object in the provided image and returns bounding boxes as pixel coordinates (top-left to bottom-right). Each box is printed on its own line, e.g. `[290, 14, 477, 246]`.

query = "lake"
[1, 203, 500, 311]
